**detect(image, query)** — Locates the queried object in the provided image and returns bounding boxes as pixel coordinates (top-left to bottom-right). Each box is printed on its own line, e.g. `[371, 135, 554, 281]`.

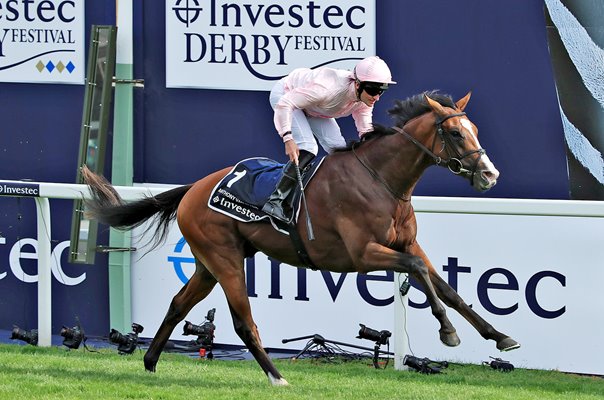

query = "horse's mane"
[334, 90, 455, 152]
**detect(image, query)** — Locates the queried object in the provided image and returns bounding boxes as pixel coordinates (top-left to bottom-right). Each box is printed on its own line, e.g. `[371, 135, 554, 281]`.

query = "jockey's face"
[356, 81, 387, 107]
[358, 84, 381, 107]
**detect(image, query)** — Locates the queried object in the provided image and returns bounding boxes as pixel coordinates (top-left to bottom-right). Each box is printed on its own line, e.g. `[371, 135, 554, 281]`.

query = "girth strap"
[286, 224, 318, 270]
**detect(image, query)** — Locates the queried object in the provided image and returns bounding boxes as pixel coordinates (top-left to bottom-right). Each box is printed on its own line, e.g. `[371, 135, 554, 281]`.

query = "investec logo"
[0, 183, 40, 197]
[166, 0, 376, 91]
[0, 0, 84, 84]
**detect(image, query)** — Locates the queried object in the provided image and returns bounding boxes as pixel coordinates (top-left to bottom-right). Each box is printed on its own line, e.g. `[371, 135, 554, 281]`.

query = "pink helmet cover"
[354, 56, 396, 84]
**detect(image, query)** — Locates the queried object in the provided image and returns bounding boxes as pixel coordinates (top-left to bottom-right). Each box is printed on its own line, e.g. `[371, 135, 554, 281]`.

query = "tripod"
[282, 334, 394, 368]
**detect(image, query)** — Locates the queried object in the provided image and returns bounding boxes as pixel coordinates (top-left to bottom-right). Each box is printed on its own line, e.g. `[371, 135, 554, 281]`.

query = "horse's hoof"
[440, 330, 461, 347]
[268, 373, 289, 386]
[144, 358, 157, 373]
[143, 351, 159, 372]
[497, 337, 521, 352]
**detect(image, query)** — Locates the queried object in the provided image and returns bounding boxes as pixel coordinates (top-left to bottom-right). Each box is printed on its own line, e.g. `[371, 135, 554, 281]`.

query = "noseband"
[392, 112, 486, 183]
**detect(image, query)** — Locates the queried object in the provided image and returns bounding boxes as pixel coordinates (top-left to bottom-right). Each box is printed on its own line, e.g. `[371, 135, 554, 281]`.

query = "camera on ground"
[10, 326, 38, 346]
[60, 324, 85, 349]
[357, 324, 391, 345]
[403, 354, 448, 374]
[109, 322, 144, 355]
[183, 308, 216, 350]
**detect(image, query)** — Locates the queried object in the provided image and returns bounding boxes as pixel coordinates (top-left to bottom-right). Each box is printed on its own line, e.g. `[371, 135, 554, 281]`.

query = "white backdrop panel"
[131, 203, 604, 375]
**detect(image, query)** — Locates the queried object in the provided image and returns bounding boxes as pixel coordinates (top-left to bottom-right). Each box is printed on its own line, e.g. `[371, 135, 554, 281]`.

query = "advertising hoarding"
[166, 0, 376, 90]
[0, 0, 85, 84]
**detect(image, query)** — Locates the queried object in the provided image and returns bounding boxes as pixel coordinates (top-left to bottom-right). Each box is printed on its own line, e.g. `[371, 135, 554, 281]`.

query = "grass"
[0, 343, 602, 400]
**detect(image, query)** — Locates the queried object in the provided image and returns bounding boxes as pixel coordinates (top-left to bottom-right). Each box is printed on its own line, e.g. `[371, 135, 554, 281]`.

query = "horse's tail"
[81, 166, 193, 248]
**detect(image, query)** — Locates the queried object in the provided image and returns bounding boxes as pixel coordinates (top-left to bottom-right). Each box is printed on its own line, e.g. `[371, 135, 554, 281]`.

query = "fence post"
[34, 197, 52, 347]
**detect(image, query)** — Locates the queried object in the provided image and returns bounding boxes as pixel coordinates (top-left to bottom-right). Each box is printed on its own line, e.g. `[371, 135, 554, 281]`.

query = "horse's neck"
[361, 117, 435, 199]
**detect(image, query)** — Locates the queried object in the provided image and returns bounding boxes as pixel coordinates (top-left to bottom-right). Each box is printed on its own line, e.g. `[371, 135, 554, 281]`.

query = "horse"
[82, 91, 520, 386]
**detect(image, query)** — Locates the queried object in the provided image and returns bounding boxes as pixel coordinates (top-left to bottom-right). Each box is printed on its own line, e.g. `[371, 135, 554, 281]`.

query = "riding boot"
[262, 150, 315, 222]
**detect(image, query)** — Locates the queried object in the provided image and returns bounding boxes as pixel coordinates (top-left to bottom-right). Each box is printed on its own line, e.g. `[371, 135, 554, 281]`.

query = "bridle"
[352, 111, 486, 200]
[392, 112, 485, 182]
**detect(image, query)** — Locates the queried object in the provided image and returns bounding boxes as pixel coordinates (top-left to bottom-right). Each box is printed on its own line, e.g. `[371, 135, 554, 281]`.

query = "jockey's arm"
[352, 106, 374, 138]
[273, 85, 325, 136]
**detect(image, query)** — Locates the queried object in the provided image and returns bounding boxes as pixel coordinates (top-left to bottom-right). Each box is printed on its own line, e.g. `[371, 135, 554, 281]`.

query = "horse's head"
[423, 92, 499, 191]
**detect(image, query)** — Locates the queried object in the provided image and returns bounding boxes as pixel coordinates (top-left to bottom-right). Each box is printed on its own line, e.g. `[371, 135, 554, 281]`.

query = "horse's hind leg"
[144, 257, 218, 372]
[226, 295, 288, 386]
[204, 252, 288, 386]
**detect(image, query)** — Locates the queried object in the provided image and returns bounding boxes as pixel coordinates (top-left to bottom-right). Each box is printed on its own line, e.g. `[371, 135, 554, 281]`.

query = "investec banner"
[0, 181, 40, 196]
[0, 0, 85, 84]
[166, 0, 376, 91]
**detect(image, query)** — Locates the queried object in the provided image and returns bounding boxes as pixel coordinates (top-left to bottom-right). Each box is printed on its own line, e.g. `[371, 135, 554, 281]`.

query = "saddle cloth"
[208, 157, 324, 234]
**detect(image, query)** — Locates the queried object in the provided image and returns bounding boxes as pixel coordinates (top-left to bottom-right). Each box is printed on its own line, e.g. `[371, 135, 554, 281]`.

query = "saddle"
[208, 157, 324, 268]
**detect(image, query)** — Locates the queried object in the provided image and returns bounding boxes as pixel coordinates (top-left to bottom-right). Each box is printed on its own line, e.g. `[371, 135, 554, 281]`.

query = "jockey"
[262, 56, 397, 222]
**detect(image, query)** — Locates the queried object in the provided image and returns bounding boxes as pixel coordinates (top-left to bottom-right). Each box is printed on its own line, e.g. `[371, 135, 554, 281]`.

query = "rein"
[352, 143, 410, 202]
[352, 112, 486, 198]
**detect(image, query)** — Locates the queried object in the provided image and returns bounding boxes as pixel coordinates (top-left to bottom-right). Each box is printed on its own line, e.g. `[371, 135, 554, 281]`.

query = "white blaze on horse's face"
[459, 118, 474, 136]
[460, 117, 500, 191]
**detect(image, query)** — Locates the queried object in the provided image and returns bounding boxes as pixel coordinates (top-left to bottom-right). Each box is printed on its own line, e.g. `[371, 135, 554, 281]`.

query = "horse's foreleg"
[144, 258, 217, 372]
[431, 272, 520, 351]
[411, 244, 520, 351]
[217, 266, 288, 386]
[358, 242, 460, 347]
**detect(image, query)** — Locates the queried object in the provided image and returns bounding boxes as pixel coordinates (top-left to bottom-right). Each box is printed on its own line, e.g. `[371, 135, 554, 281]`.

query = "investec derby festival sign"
[166, 0, 376, 91]
[0, 0, 85, 84]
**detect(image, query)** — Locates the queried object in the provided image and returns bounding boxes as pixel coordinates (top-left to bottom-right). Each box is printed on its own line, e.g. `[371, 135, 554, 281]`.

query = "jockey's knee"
[298, 142, 318, 156]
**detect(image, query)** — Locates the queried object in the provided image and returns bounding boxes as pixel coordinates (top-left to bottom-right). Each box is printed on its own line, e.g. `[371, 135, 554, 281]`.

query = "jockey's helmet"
[354, 56, 396, 99]
[354, 56, 396, 86]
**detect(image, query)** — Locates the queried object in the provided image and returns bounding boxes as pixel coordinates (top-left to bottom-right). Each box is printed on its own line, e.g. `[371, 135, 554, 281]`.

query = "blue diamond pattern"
[45, 61, 55, 72]
[66, 61, 75, 73]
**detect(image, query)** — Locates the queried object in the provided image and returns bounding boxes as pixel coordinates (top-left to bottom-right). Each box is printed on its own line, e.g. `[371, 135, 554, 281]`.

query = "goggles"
[362, 82, 388, 97]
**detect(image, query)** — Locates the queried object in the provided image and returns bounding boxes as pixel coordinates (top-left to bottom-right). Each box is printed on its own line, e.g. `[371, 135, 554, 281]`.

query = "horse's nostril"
[481, 169, 499, 182]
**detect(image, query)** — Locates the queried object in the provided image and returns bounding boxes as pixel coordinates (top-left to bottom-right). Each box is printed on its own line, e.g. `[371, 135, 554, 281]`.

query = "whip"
[294, 163, 315, 241]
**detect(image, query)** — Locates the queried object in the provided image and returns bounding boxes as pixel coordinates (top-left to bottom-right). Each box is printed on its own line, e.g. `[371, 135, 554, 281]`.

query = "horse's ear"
[424, 93, 447, 117]
[455, 91, 472, 111]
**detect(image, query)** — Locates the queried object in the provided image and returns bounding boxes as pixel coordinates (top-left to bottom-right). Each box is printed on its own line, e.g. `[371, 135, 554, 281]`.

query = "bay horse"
[82, 91, 519, 386]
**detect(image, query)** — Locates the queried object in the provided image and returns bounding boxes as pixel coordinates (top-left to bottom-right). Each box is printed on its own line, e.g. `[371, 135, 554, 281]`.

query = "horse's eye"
[449, 130, 462, 138]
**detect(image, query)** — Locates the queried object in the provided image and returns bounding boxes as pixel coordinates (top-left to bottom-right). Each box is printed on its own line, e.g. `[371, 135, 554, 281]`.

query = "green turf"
[0, 344, 602, 400]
